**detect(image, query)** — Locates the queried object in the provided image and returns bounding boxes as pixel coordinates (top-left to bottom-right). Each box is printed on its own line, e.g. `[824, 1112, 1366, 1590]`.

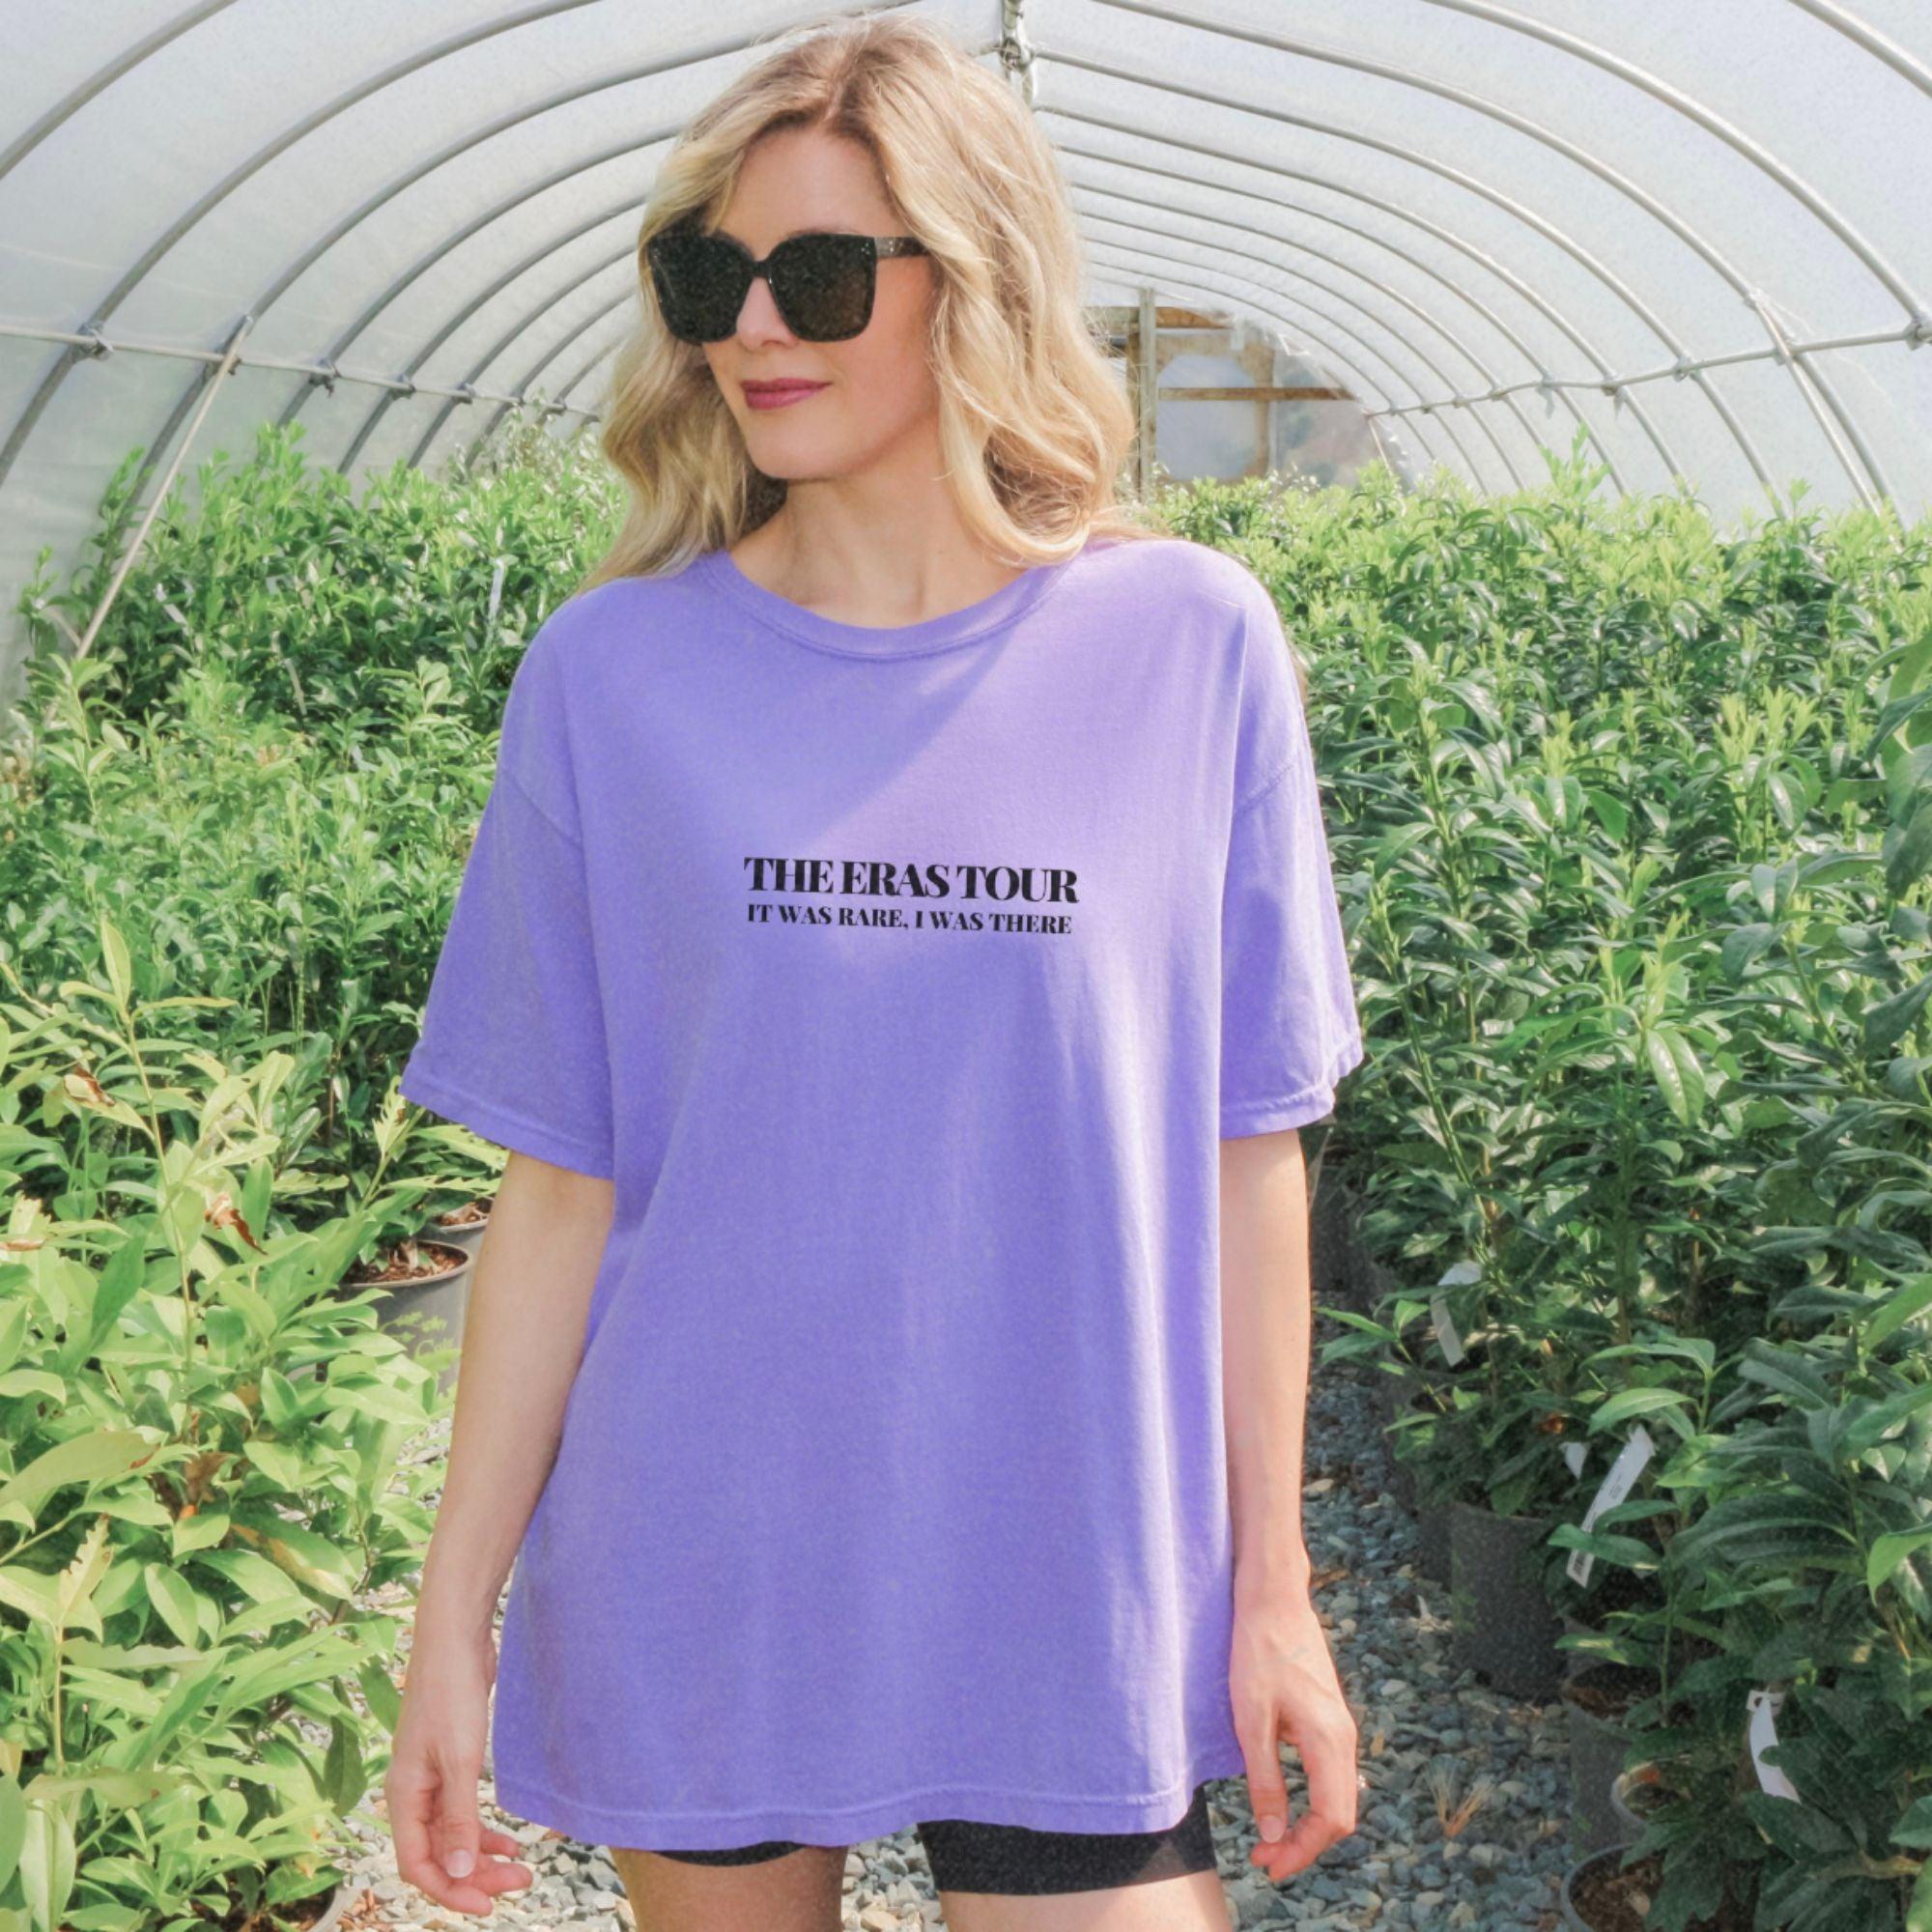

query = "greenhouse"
[2, 6, 1930, 1932]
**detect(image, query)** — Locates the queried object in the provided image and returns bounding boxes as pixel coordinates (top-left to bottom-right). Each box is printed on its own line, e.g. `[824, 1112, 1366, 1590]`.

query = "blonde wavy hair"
[578, 9, 1161, 592]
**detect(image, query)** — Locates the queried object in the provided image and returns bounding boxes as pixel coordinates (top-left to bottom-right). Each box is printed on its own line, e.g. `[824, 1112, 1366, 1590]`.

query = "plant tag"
[1564, 1423, 1656, 1587]
[1563, 1440, 1588, 1479]
[1430, 1260, 1479, 1368]
[1746, 1688, 1799, 1802]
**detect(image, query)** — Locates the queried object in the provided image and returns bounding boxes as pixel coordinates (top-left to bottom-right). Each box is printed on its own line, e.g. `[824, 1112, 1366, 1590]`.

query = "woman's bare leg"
[609, 1842, 846, 1932]
[936, 1867, 1235, 1931]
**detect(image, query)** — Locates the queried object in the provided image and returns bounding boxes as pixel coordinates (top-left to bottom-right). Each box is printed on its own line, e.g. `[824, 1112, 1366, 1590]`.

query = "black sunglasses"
[645, 221, 930, 344]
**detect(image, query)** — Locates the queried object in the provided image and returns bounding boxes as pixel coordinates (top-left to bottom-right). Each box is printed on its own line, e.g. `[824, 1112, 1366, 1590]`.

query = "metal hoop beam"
[123, 7, 954, 503]
[0, 0, 242, 183]
[1035, 87, 1773, 500]
[0, 1, 932, 496]
[1070, 4, 1891, 501]
[1053, 133, 1671, 489]
[0, 317, 597, 416]
[1421, 0, 1918, 507]
[341, 205, 641, 472]
[1078, 196, 1549, 492]
[0, 0, 611, 490]
[470, 289, 643, 456]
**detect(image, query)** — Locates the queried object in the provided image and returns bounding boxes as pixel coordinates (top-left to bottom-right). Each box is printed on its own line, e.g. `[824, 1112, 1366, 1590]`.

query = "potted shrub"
[0, 962, 449, 1932]
[1657, 1326, 1932, 1932]
[346, 1234, 473, 1391]
[1559, 1841, 1753, 1931]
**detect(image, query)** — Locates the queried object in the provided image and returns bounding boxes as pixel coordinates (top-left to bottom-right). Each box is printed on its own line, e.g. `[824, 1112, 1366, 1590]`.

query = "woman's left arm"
[1220, 1123, 1361, 1884]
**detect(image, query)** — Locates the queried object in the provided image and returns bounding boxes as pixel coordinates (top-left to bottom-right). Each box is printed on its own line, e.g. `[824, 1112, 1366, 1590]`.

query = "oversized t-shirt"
[397, 530, 1366, 1853]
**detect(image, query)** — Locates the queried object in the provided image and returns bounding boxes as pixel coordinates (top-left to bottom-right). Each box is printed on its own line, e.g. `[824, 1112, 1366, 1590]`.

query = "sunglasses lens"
[647, 227, 746, 343]
[770, 234, 877, 341]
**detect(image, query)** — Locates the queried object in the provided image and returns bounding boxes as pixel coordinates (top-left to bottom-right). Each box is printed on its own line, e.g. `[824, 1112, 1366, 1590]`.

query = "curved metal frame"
[0, 0, 609, 487]
[405, 261, 643, 470]
[1071, 3, 1900, 501]
[0, 0, 242, 182]
[1079, 198, 1538, 493]
[1036, 68, 1784, 500]
[0, 0, 931, 492]
[271, 139, 668, 431]
[469, 287, 643, 456]
[2, 1, 1929, 504]
[1050, 92, 1751, 488]
[339, 201, 642, 471]
[1051, 134, 1669, 490]
[120, 5, 945, 498]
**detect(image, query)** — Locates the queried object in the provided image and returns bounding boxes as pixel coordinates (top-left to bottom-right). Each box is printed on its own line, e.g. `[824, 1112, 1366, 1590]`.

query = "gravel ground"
[324, 1358, 1579, 1930]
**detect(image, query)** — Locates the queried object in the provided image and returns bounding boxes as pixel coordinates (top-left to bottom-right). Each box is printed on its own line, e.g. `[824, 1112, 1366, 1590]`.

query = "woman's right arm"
[385, 1150, 615, 1916]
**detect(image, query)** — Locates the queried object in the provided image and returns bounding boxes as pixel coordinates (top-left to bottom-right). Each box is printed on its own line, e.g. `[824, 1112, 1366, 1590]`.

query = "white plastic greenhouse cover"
[7, 0, 1932, 674]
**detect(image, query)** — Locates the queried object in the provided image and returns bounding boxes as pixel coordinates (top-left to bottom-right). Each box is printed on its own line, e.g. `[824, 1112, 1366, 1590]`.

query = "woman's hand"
[1231, 1590, 1360, 1884]
[386, 1618, 534, 1916]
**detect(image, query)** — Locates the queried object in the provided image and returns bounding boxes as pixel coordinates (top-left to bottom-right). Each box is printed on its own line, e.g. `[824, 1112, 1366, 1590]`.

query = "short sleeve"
[398, 624, 616, 1179]
[1217, 575, 1366, 1137]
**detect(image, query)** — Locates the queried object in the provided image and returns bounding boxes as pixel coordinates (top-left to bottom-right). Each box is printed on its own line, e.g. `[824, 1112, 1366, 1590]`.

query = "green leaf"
[1644, 1025, 1695, 1123]
[0, 1775, 24, 1894]
[1864, 1274, 1932, 1349]
[357, 1658, 402, 1734]
[1886, 793, 1932, 895]
[1865, 972, 1932, 1054]
[322, 1715, 365, 1812]
[1893, 1795, 1932, 1851]
[245, 1520, 358, 1600]
[1721, 922, 1776, 982]
[143, 1563, 202, 1649]
[1908, 1854, 1932, 1932]
[1589, 1386, 1691, 1434]
[1587, 1338, 1717, 1376]
[0, 1431, 154, 1521]
[1868, 1527, 1932, 1599]
[99, 916, 132, 1010]
[1844, 1380, 1932, 1454]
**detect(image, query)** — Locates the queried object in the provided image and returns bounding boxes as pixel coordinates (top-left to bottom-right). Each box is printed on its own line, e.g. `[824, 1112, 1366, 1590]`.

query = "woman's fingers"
[390, 1767, 534, 1916]
[1247, 1702, 1360, 1883]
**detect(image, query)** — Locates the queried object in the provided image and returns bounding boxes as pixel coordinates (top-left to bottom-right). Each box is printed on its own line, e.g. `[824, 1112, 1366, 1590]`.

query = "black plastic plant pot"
[1449, 1498, 1566, 1700]
[1387, 1450, 1416, 1515]
[1561, 1662, 1654, 1858]
[1307, 1156, 1354, 1307]
[1414, 1491, 1451, 1584]
[1561, 1843, 1641, 1932]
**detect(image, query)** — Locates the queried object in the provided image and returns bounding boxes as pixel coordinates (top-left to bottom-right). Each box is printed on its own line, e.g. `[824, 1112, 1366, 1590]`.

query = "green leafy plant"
[0, 921, 451, 1931]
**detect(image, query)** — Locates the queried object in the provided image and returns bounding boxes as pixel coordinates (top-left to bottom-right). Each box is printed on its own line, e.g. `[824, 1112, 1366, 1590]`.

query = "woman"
[385, 13, 1366, 1930]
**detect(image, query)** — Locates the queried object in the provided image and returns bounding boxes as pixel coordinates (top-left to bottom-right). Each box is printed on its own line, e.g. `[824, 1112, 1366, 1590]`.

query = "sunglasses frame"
[646, 222, 931, 344]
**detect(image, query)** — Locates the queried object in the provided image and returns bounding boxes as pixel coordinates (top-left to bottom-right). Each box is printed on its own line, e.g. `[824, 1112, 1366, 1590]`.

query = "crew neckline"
[697, 537, 1092, 659]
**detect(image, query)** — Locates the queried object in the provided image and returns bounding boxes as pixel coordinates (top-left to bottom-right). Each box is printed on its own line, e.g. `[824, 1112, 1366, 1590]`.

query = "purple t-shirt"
[399, 530, 1365, 1852]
